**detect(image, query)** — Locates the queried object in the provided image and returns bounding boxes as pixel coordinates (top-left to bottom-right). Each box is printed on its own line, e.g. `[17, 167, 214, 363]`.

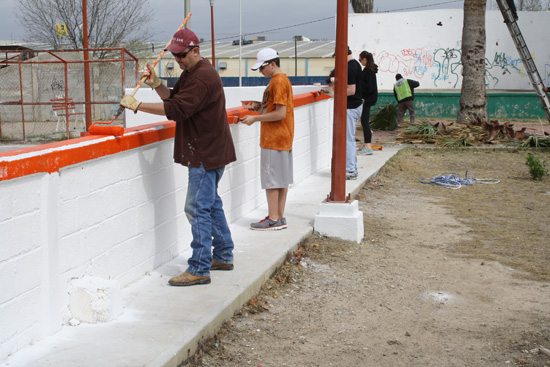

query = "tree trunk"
[457, 0, 488, 124]
[350, 0, 374, 13]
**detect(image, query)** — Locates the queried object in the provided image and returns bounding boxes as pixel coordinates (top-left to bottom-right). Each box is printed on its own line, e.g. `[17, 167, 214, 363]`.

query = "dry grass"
[374, 147, 550, 281]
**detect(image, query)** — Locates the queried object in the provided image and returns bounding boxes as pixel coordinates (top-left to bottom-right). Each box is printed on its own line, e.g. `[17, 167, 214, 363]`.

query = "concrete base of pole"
[314, 200, 364, 243]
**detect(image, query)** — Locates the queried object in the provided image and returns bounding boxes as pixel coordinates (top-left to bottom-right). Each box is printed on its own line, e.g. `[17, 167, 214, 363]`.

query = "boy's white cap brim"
[251, 48, 278, 70]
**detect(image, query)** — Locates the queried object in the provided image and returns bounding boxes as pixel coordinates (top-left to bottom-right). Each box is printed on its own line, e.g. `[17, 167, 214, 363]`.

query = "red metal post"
[18, 54, 26, 140]
[329, 0, 349, 202]
[64, 63, 70, 139]
[82, 0, 92, 130]
[121, 48, 126, 128]
[210, 2, 216, 67]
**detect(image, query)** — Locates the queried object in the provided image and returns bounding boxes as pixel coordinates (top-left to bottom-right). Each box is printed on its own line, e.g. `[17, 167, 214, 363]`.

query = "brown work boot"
[211, 260, 234, 271]
[168, 271, 211, 286]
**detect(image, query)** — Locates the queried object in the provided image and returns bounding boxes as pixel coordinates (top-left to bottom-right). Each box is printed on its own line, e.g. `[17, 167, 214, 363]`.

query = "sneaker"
[280, 217, 287, 228]
[211, 260, 234, 271]
[346, 171, 358, 180]
[250, 216, 286, 231]
[358, 146, 374, 155]
[168, 271, 211, 286]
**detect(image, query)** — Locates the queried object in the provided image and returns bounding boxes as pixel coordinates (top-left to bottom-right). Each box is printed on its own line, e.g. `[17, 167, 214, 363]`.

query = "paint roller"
[88, 13, 193, 136]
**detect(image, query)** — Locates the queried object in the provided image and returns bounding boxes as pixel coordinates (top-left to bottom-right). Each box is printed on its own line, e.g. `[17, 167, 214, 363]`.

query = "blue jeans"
[346, 105, 363, 173]
[185, 164, 234, 276]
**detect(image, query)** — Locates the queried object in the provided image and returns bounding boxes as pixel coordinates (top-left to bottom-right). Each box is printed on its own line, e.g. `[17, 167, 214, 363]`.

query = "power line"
[382, 0, 464, 12]
[214, 16, 336, 42]
[226, 1, 464, 41]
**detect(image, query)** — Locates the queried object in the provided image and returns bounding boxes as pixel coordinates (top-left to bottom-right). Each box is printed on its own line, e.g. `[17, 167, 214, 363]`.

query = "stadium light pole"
[209, 0, 215, 67]
[184, 0, 191, 28]
[239, 0, 242, 86]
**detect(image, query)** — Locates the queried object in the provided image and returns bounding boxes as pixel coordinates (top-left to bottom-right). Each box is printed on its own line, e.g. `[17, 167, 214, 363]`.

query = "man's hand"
[240, 115, 258, 126]
[543, 86, 549, 93]
[120, 95, 141, 113]
[318, 87, 334, 97]
[142, 64, 161, 89]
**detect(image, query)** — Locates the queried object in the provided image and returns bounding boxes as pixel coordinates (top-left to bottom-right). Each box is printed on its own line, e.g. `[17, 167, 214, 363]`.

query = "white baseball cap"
[251, 48, 278, 70]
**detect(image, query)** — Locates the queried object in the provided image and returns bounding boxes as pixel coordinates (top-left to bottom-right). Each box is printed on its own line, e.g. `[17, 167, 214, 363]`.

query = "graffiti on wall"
[491, 52, 522, 74]
[375, 46, 529, 89]
[484, 51, 525, 87]
[37, 69, 66, 98]
[432, 48, 462, 87]
[376, 48, 434, 79]
[36, 69, 83, 102]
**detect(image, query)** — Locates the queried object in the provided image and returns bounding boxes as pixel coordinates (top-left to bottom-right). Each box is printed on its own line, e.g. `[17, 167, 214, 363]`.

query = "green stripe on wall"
[375, 92, 548, 120]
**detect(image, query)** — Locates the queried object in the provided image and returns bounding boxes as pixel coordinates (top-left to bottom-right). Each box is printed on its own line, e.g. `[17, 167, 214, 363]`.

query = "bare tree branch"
[15, 0, 152, 57]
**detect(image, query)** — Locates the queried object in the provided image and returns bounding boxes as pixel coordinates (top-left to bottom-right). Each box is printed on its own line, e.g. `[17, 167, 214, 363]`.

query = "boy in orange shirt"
[241, 48, 294, 230]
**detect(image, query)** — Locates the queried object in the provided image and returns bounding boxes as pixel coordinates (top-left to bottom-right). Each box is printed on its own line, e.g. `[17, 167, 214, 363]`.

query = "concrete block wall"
[0, 93, 333, 361]
[0, 175, 45, 360]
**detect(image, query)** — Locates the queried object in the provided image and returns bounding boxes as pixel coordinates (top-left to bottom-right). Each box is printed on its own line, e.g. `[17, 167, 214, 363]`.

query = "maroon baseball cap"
[165, 29, 200, 54]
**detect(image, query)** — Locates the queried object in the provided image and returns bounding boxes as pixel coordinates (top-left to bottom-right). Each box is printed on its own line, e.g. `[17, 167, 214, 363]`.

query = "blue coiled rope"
[419, 170, 500, 189]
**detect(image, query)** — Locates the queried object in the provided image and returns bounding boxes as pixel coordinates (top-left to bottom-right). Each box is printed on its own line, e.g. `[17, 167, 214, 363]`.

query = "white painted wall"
[348, 10, 550, 91]
[0, 97, 333, 361]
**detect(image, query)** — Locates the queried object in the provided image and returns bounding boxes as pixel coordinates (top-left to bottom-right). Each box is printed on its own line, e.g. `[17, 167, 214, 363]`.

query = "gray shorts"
[260, 149, 294, 189]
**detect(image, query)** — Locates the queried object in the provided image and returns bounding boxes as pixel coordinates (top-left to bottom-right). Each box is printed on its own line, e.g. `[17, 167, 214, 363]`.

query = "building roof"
[152, 40, 336, 60]
[0, 41, 53, 51]
[199, 40, 336, 59]
[1, 39, 337, 60]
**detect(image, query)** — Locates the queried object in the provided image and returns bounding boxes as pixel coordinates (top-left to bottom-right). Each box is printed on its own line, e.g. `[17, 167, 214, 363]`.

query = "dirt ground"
[184, 142, 550, 367]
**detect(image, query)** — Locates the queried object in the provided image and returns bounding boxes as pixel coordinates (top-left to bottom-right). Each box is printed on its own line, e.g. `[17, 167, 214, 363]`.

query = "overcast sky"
[0, 0, 478, 43]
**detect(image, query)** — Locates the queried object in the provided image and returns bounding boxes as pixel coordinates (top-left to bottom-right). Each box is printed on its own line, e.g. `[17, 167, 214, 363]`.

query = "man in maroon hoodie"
[121, 29, 237, 287]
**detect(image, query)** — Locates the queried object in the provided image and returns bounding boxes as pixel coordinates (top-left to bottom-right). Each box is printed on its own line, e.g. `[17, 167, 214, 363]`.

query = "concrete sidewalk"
[1, 146, 402, 367]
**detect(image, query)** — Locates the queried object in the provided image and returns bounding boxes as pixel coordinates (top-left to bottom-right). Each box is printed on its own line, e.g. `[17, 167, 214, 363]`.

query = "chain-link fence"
[0, 48, 139, 141]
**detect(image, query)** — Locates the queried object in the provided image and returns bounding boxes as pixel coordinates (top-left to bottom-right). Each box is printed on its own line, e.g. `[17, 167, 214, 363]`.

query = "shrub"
[526, 153, 548, 181]
[370, 103, 398, 131]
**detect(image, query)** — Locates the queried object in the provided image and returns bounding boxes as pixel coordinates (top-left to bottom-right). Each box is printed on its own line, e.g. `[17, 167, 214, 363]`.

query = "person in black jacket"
[393, 73, 420, 125]
[345, 47, 363, 180]
[357, 51, 378, 155]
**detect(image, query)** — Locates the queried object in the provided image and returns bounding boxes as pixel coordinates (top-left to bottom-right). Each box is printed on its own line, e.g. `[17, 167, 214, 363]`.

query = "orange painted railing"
[0, 91, 332, 182]
[226, 90, 331, 124]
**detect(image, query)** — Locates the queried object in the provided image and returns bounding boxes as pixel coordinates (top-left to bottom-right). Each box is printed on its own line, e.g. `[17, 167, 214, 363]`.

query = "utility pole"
[210, 0, 215, 67]
[184, 0, 191, 29]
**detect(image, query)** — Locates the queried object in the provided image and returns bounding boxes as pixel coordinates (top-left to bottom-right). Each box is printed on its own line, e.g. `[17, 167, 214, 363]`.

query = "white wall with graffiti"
[349, 9, 550, 91]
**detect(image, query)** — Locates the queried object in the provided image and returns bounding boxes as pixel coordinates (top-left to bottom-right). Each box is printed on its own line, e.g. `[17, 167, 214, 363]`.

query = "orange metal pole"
[329, 0, 349, 202]
[64, 63, 70, 139]
[18, 54, 25, 140]
[82, 0, 92, 130]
